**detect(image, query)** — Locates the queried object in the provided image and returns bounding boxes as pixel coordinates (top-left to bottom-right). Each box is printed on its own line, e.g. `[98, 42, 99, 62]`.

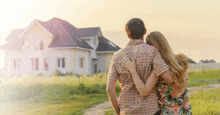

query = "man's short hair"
[125, 18, 146, 39]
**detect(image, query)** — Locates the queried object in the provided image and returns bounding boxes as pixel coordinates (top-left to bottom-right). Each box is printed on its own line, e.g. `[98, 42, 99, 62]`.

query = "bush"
[69, 83, 111, 95]
[52, 70, 63, 76]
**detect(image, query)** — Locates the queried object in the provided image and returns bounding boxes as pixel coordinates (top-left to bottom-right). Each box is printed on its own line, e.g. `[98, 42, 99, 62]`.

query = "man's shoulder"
[112, 48, 125, 60]
[137, 43, 156, 53]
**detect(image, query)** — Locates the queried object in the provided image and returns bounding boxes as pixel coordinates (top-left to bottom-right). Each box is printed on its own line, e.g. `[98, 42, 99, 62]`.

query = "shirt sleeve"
[152, 48, 169, 76]
[107, 55, 119, 81]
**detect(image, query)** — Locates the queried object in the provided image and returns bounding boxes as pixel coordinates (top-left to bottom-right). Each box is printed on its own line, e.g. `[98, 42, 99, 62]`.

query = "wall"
[82, 37, 98, 59]
[189, 63, 220, 70]
[74, 49, 91, 75]
[96, 53, 106, 73]
[105, 53, 114, 73]
[95, 53, 113, 74]
[23, 23, 53, 51]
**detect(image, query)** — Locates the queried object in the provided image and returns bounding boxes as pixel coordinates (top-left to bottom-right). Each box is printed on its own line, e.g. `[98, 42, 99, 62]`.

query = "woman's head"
[146, 31, 186, 90]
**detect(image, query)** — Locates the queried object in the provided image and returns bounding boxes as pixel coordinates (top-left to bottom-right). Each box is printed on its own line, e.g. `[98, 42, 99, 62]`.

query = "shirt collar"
[126, 39, 145, 46]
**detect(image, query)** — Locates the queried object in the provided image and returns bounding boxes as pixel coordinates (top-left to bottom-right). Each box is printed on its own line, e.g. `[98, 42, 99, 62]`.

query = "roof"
[0, 17, 119, 52]
[188, 58, 196, 63]
[37, 17, 93, 49]
[96, 37, 120, 52]
[0, 17, 93, 50]
[5, 29, 24, 41]
[76, 27, 100, 38]
[0, 39, 24, 49]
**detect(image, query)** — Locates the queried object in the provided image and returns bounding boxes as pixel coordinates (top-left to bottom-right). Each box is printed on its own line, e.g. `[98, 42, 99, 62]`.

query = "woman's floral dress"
[156, 75, 192, 115]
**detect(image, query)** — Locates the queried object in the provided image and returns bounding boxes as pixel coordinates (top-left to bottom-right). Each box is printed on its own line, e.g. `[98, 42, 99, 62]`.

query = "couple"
[106, 18, 192, 115]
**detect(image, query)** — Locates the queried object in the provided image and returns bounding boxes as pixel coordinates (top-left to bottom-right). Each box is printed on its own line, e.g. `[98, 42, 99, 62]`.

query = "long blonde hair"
[175, 53, 189, 72]
[146, 31, 186, 90]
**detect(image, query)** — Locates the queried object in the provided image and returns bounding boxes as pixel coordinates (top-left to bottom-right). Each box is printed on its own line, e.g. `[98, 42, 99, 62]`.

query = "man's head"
[125, 18, 146, 39]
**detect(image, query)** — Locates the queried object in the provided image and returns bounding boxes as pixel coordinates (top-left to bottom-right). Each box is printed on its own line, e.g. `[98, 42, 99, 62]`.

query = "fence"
[189, 63, 220, 70]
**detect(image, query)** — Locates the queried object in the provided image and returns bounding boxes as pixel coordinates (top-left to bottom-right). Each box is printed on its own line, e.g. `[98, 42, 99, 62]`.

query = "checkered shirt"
[107, 40, 169, 115]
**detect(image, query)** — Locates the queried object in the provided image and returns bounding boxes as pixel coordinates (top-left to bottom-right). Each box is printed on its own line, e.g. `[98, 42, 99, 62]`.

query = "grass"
[0, 70, 219, 115]
[190, 88, 220, 115]
[187, 69, 220, 87]
[105, 88, 220, 115]
[0, 73, 119, 115]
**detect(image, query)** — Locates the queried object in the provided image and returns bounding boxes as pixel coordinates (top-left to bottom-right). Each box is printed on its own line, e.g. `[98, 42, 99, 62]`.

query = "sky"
[0, 0, 220, 68]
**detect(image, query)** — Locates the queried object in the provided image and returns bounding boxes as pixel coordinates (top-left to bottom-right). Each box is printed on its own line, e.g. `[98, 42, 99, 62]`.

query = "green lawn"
[105, 88, 220, 115]
[190, 88, 220, 115]
[188, 70, 220, 87]
[0, 70, 219, 115]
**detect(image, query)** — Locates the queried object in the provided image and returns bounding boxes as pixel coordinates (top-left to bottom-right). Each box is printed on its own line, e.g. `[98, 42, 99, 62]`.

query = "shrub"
[78, 83, 86, 91]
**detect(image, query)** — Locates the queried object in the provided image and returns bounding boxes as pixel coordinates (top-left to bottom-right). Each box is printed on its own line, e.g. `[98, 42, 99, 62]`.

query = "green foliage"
[69, 83, 120, 95]
[51, 69, 64, 76]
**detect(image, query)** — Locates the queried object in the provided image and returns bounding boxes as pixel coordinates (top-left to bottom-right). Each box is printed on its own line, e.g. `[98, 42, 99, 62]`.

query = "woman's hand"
[121, 56, 136, 73]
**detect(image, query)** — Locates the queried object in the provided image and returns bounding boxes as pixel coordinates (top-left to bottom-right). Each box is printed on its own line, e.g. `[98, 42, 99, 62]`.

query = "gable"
[23, 23, 53, 50]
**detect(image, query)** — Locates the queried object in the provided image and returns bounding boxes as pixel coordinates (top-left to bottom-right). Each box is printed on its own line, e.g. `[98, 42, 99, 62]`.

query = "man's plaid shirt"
[107, 40, 169, 115]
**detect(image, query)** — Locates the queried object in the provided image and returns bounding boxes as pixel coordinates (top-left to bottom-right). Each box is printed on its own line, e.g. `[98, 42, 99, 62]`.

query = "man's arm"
[106, 55, 120, 115]
[106, 78, 120, 115]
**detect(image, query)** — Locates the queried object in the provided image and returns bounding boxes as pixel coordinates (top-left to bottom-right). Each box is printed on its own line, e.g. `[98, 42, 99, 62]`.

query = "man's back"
[108, 40, 168, 114]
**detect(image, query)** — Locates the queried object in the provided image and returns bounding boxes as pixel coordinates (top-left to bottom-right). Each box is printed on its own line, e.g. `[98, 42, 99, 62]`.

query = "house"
[0, 17, 120, 76]
[189, 59, 220, 70]
[199, 59, 216, 63]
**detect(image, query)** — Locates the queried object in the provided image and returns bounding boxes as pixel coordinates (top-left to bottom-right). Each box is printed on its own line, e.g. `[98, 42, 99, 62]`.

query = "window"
[58, 58, 60, 67]
[62, 58, 65, 68]
[80, 58, 84, 68]
[44, 58, 49, 70]
[94, 64, 97, 73]
[31, 58, 39, 71]
[40, 41, 44, 50]
[57, 58, 65, 68]
[13, 59, 21, 69]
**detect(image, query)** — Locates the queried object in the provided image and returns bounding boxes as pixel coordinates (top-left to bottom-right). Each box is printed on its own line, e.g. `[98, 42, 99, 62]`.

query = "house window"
[31, 58, 39, 71]
[13, 59, 21, 69]
[80, 58, 84, 68]
[62, 58, 65, 68]
[57, 58, 65, 68]
[94, 64, 97, 73]
[58, 58, 60, 67]
[44, 58, 49, 70]
[40, 41, 44, 50]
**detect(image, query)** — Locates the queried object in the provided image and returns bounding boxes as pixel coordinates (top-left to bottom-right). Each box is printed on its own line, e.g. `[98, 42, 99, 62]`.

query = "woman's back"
[156, 74, 192, 115]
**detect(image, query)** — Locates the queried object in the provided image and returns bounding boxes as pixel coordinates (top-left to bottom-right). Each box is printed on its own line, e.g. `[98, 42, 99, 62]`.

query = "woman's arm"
[121, 56, 159, 98]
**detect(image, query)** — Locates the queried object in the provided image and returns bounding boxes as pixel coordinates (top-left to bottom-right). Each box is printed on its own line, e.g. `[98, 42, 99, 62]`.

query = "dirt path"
[83, 84, 220, 115]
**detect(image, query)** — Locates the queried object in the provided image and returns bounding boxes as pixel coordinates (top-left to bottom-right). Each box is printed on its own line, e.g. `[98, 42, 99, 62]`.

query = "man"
[106, 18, 174, 115]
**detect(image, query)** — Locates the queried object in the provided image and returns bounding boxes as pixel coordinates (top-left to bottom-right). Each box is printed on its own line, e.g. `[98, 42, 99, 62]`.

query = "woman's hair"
[146, 31, 186, 90]
[175, 53, 189, 72]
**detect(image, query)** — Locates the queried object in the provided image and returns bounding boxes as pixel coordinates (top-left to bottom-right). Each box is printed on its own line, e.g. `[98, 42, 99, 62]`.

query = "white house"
[0, 17, 120, 76]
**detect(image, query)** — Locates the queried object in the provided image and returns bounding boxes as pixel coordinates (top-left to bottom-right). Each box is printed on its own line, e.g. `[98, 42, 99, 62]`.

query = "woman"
[121, 31, 192, 115]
